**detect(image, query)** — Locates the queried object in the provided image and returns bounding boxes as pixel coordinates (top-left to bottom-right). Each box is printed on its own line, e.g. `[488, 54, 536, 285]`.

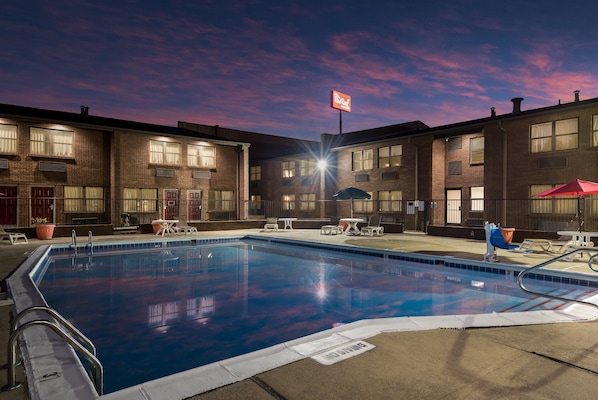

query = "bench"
[72, 217, 99, 225]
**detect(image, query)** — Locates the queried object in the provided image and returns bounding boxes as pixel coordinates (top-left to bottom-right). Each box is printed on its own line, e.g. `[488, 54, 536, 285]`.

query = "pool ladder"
[1, 306, 103, 395]
[518, 247, 598, 309]
[70, 229, 94, 255]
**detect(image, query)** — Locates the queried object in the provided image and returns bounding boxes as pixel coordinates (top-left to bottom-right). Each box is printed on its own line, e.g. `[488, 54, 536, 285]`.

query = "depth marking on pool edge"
[311, 340, 375, 365]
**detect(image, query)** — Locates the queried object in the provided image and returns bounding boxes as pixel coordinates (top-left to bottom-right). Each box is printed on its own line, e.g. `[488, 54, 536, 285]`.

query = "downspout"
[499, 122, 507, 225]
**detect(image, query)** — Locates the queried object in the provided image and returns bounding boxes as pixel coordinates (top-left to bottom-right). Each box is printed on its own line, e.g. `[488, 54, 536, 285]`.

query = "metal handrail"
[2, 320, 103, 395]
[87, 230, 94, 253]
[517, 247, 598, 309]
[71, 229, 77, 255]
[10, 306, 96, 356]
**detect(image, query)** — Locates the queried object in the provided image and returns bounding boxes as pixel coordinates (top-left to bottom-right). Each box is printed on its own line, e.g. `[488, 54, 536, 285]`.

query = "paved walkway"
[2, 230, 598, 399]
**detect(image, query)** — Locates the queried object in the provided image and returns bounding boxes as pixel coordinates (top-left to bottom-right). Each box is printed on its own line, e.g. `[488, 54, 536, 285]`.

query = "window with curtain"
[250, 166, 261, 181]
[208, 190, 234, 211]
[299, 158, 315, 176]
[64, 186, 104, 213]
[378, 145, 402, 168]
[282, 194, 295, 210]
[30, 127, 73, 156]
[530, 184, 576, 214]
[470, 137, 484, 164]
[0, 124, 17, 153]
[299, 193, 316, 210]
[352, 149, 373, 171]
[593, 115, 598, 147]
[123, 188, 157, 213]
[150, 140, 180, 164]
[250, 194, 262, 211]
[282, 161, 295, 178]
[353, 192, 373, 213]
[530, 118, 578, 153]
[378, 190, 402, 212]
[187, 144, 215, 167]
[470, 186, 484, 211]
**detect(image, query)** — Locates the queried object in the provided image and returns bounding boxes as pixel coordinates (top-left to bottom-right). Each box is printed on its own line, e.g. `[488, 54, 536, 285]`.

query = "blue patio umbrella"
[332, 187, 371, 218]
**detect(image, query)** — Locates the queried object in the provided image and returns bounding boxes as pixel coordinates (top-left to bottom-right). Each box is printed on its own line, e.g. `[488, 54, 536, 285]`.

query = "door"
[446, 189, 462, 225]
[0, 186, 18, 225]
[31, 186, 54, 223]
[164, 189, 179, 220]
[188, 190, 202, 221]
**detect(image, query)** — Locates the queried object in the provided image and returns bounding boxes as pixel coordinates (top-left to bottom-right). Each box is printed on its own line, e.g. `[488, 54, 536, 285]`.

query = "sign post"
[330, 90, 351, 135]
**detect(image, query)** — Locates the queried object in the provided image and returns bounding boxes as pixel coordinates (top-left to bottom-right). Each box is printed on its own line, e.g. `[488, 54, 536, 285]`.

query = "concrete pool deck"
[2, 229, 598, 399]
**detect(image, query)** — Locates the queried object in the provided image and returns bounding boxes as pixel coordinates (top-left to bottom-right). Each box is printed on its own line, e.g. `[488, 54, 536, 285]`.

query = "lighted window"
[470, 187, 484, 211]
[592, 115, 598, 147]
[353, 192, 373, 213]
[530, 184, 576, 214]
[352, 149, 373, 171]
[300, 158, 316, 176]
[123, 188, 158, 213]
[470, 137, 484, 164]
[208, 190, 234, 211]
[30, 127, 73, 157]
[282, 161, 295, 178]
[150, 140, 180, 164]
[530, 118, 578, 153]
[0, 124, 17, 153]
[378, 145, 402, 168]
[282, 194, 295, 210]
[250, 166, 261, 181]
[378, 190, 402, 212]
[188, 144, 215, 167]
[250, 195, 262, 211]
[64, 186, 105, 213]
[299, 193, 316, 210]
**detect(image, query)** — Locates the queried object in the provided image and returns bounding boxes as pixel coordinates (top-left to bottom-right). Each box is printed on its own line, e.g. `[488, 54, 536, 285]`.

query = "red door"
[164, 189, 179, 220]
[31, 187, 54, 223]
[188, 190, 202, 221]
[0, 186, 18, 225]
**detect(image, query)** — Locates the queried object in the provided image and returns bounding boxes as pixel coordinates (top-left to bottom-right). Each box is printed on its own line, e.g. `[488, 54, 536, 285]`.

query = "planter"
[501, 227, 515, 244]
[35, 224, 56, 240]
[152, 222, 161, 234]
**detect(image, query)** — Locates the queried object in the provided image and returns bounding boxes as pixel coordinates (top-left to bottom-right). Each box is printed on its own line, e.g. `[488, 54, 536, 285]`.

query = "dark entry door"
[31, 186, 54, 223]
[164, 189, 179, 220]
[0, 186, 18, 225]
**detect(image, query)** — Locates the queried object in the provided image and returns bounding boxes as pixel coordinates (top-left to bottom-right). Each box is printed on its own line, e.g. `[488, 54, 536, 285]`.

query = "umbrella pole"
[578, 196, 582, 232]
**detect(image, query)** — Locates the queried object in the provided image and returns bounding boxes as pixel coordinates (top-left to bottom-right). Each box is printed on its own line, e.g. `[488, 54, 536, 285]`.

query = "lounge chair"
[264, 217, 279, 232]
[361, 216, 384, 236]
[320, 217, 344, 235]
[0, 226, 28, 245]
[518, 238, 569, 253]
[173, 217, 198, 235]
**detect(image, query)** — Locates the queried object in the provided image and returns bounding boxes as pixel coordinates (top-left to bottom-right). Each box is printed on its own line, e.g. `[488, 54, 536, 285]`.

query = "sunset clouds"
[1, 1, 597, 139]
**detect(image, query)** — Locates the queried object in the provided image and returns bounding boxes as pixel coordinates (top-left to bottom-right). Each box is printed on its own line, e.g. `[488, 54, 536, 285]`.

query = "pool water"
[36, 239, 598, 393]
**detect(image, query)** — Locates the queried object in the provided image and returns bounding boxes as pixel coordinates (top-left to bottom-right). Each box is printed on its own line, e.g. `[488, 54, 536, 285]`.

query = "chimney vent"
[511, 97, 523, 114]
[490, 107, 496, 117]
[574, 90, 580, 102]
[80, 106, 89, 116]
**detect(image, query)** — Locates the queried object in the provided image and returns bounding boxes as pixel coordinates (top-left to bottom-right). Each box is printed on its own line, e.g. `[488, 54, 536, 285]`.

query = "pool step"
[503, 289, 592, 312]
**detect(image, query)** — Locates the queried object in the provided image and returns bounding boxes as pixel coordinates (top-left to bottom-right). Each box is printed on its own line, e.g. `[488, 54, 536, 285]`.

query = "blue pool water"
[36, 238, 598, 393]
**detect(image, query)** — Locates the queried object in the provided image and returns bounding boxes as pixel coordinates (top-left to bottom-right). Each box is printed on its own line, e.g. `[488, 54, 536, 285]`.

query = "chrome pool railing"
[517, 248, 598, 309]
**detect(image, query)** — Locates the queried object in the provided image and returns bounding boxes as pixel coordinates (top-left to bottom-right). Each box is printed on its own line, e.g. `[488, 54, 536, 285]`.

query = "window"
[470, 187, 484, 211]
[378, 190, 402, 212]
[188, 144, 215, 167]
[470, 137, 484, 164]
[530, 184, 576, 214]
[250, 195, 262, 211]
[282, 161, 295, 178]
[299, 193, 316, 211]
[353, 192, 373, 213]
[378, 145, 402, 168]
[352, 149, 373, 171]
[208, 190, 234, 211]
[250, 166, 261, 181]
[30, 127, 73, 157]
[0, 124, 17, 153]
[530, 118, 578, 153]
[123, 188, 157, 213]
[282, 194, 295, 210]
[150, 140, 180, 164]
[64, 186, 104, 213]
[592, 115, 598, 147]
[300, 158, 315, 176]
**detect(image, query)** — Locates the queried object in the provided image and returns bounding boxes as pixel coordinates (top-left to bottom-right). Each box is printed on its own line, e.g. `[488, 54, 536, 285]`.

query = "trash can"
[501, 227, 515, 244]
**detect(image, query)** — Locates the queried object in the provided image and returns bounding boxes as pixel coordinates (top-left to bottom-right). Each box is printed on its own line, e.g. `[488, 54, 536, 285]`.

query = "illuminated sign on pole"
[330, 90, 351, 112]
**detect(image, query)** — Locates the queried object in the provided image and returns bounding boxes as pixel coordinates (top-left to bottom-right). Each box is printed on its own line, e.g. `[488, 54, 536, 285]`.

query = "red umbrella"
[535, 179, 598, 232]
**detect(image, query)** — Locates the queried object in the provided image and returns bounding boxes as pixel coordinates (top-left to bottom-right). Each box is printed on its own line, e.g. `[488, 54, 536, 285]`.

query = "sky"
[2, 1, 598, 141]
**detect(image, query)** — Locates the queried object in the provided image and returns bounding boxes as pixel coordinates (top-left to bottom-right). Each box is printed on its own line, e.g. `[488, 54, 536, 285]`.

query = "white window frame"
[353, 192, 373, 213]
[250, 166, 261, 181]
[470, 186, 484, 211]
[300, 158, 316, 176]
[208, 190, 234, 211]
[64, 186, 105, 213]
[470, 137, 484, 165]
[30, 127, 74, 157]
[378, 190, 402, 212]
[592, 115, 598, 147]
[352, 149, 373, 171]
[530, 184, 576, 214]
[282, 194, 295, 210]
[188, 144, 215, 168]
[150, 140, 180, 164]
[123, 188, 158, 213]
[282, 161, 295, 178]
[530, 118, 578, 153]
[378, 145, 402, 168]
[0, 123, 17, 153]
[299, 193, 316, 211]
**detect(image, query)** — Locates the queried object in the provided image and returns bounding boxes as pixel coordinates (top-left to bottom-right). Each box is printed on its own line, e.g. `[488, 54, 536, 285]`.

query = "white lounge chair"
[264, 217, 279, 232]
[173, 217, 198, 234]
[0, 226, 28, 245]
[320, 217, 344, 235]
[361, 216, 384, 236]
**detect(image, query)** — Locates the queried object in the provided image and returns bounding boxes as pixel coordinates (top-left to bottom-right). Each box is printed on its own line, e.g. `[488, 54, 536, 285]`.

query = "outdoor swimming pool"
[26, 236, 598, 395]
